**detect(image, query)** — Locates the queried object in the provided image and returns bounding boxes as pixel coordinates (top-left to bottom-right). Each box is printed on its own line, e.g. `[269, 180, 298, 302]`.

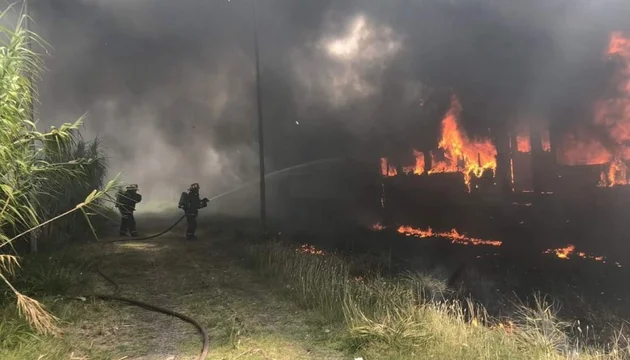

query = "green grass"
[0, 235, 349, 359]
[242, 240, 630, 360]
[0, 249, 97, 360]
[9, 249, 94, 298]
[3, 225, 630, 359]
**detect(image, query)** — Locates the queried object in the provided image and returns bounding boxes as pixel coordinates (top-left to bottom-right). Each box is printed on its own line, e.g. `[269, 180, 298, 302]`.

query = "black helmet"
[189, 183, 200, 192]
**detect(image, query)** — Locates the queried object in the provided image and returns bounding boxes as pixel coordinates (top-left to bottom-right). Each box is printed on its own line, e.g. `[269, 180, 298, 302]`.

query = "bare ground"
[59, 226, 346, 360]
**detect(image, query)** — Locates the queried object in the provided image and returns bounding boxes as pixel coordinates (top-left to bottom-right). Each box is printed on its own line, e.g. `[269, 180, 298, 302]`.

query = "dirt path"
[65, 228, 346, 360]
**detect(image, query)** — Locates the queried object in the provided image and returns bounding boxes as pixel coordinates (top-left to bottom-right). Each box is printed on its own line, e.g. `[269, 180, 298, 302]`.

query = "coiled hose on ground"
[92, 214, 210, 360]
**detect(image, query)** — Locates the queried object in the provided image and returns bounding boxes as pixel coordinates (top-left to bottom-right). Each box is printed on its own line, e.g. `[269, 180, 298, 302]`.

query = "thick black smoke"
[30, 0, 630, 209]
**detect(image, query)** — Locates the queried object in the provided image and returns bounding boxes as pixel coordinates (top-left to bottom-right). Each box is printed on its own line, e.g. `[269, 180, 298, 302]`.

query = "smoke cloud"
[30, 0, 630, 210]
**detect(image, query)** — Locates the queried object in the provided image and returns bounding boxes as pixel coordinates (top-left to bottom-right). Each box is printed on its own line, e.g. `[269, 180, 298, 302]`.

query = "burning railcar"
[376, 31, 630, 261]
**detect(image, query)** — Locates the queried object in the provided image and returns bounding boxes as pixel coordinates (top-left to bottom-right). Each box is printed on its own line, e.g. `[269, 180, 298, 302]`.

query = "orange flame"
[598, 158, 629, 187]
[560, 132, 613, 165]
[397, 225, 502, 247]
[380, 157, 397, 177]
[517, 134, 531, 153]
[544, 245, 606, 262]
[402, 150, 425, 175]
[380, 96, 496, 189]
[561, 31, 630, 187]
[515, 129, 551, 153]
[542, 130, 551, 152]
[545, 244, 575, 259]
[591, 31, 630, 186]
[427, 96, 497, 188]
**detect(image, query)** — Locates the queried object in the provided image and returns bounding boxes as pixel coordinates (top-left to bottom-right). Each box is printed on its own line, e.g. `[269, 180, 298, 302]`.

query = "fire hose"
[73, 159, 340, 359]
[89, 214, 210, 360]
[103, 214, 186, 243]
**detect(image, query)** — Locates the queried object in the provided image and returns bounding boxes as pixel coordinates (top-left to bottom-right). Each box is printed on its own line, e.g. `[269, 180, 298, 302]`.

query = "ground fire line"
[370, 224, 621, 266]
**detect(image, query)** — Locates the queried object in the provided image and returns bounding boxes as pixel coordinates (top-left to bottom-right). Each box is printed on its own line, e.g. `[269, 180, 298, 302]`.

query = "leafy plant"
[0, 5, 117, 334]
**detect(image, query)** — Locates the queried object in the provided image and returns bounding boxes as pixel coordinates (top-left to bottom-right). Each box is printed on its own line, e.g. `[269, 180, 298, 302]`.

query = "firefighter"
[116, 184, 142, 237]
[178, 183, 209, 240]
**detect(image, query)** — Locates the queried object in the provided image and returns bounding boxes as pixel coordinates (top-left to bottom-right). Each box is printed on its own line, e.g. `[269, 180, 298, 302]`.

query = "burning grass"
[244, 239, 630, 359]
[378, 224, 618, 267]
[543, 245, 621, 266]
[397, 225, 503, 247]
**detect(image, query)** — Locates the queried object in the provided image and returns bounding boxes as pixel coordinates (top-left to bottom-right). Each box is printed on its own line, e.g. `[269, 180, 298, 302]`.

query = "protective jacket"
[116, 190, 142, 214]
[179, 191, 207, 216]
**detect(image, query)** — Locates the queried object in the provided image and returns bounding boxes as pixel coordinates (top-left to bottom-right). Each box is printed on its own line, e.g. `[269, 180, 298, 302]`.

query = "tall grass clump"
[37, 135, 113, 246]
[247, 241, 350, 320]
[0, 6, 117, 334]
[244, 240, 630, 359]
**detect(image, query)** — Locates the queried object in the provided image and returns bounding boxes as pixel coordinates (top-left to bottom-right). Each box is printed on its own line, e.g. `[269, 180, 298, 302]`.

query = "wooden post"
[423, 150, 432, 175]
[548, 122, 560, 169]
[494, 122, 512, 196]
[530, 128, 544, 193]
[252, 0, 266, 233]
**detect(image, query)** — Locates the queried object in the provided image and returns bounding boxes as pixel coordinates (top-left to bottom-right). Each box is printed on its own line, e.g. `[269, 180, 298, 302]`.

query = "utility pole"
[252, 0, 266, 233]
[24, 0, 37, 253]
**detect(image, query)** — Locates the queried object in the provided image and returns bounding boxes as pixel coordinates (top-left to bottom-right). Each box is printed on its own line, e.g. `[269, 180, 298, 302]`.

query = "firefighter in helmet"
[115, 184, 142, 237]
[178, 183, 209, 240]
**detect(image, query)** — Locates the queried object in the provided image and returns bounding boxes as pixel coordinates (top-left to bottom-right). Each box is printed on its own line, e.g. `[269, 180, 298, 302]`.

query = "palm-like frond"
[0, 5, 118, 334]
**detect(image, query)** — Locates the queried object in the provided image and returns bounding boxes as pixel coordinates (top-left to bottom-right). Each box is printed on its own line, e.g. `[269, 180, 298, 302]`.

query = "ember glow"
[297, 244, 326, 256]
[370, 223, 386, 231]
[517, 134, 531, 153]
[544, 245, 606, 262]
[542, 131, 551, 152]
[397, 225, 502, 247]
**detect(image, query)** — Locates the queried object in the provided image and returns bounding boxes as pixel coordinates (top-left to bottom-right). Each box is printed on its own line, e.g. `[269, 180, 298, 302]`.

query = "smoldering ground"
[29, 0, 630, 215]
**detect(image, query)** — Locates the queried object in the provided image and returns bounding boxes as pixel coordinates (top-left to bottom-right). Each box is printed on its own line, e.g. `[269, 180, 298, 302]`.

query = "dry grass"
[1, 231, 347, 359]
[6, 225, 630, 359]
[242, 239, 630, 360]
[14, 292, 60, 336]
